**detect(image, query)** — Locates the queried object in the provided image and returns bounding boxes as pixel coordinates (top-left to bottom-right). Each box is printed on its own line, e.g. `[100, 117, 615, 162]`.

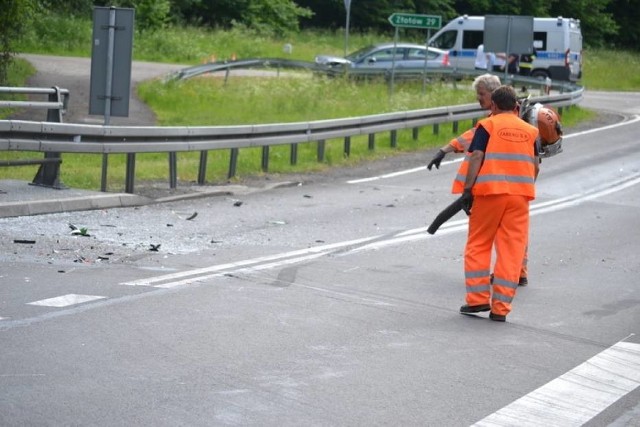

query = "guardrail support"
[344, 137, 351, 157]
[125, 153, 136, 193]
[412, 128, 419, 140]
[31, 86, 65, 189]
[368, 134, 375, 150]
[261, 146, 269, 172]
[433, 123, 439, 135]
[452, 121, 459, 134]
[317, 140, 325, 162]
[290, 143, 298, 165]
[198, 151, 208, 184]
[390, 130, 397, 148]
[229, 148, 239, 178]
[168, 152, 177, 189]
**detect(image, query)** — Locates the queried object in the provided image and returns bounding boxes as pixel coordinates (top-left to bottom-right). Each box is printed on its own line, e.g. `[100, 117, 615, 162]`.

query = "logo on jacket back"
[498, 128, 531, 143]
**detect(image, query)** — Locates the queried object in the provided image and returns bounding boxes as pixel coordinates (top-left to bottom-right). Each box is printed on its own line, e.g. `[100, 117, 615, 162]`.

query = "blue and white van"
[428, 15, 583, 81]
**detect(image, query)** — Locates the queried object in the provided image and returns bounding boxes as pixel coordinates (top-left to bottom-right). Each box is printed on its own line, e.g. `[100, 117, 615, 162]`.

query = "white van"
[428, 15, 583, 81]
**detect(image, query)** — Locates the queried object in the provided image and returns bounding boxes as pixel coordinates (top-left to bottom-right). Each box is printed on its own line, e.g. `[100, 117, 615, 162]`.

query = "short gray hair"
[472, 74, 501, 92]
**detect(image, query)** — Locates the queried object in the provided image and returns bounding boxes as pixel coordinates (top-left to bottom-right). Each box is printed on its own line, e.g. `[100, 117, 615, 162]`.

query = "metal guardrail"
[0, 86, 69, 189]
[0, 67, 583, 194]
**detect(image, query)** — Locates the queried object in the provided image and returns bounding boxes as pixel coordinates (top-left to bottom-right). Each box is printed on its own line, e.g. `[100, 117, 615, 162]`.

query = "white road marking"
[27, 294, 106, 308]
[346, 114, 640, 185]
[473, 340, 640, 427]
[121, 235, 381, 287]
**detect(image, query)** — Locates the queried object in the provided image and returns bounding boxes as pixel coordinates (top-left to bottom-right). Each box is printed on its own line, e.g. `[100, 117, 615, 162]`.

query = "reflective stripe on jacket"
[452, 112, 538, 199]
[448, 128, 476, 152]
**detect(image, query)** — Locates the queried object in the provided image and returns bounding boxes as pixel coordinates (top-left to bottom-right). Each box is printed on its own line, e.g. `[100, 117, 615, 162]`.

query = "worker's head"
[472, 74, 501, 109]
[491, 85, 518, 112]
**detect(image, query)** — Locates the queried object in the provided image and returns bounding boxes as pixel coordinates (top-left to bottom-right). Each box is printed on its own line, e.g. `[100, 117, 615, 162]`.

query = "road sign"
[388, 13, 441, 29]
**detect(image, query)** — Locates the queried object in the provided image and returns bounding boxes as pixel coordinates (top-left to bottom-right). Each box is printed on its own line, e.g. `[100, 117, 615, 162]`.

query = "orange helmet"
[536, 106, 563, 145]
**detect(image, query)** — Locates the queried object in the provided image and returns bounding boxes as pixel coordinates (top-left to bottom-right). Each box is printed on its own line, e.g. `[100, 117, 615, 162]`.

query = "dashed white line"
[27, 294, 106, 308]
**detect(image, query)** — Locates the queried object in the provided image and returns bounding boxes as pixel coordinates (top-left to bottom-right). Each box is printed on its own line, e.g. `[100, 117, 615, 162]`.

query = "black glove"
[460, 188, 473, 215]
[427, 149, 446, 170]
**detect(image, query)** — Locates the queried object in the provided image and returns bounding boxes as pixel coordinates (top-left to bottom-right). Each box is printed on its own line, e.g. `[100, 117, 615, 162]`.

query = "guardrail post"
[390, 130, 397, 148]
[368, 134, 375, 150]
[198, 151, 208, 184]
[290, 143, 298, 165]
[317, 140, 325, 162]
[169, 152, 177, 189]
[344, 137, 351, 157]
[452, 121, 459, 134]
[412, 128, 419, 140]
[433, 123, 439, 135]
[31, 86, 65, 189]
[262, 146, 270, 172]
[125, 153, 136, 193]
[228, 148, 238, 178]
[101, 156, 108, 192]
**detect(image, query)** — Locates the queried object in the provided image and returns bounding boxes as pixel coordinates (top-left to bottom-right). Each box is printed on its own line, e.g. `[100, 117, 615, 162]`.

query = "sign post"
[387, 13, 442, 96]
[89, 6, 135, 192]
[344, 0, 352, 57]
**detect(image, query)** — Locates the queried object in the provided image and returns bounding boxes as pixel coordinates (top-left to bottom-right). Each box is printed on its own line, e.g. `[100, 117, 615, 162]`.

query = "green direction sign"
[388, 13, 441, 29]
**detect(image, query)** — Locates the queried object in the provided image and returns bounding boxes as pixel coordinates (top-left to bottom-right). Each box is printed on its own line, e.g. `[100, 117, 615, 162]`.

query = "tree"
[0, 0, 36, 85]
[550, 0, 618, 48]
[607, 0, 640, 48]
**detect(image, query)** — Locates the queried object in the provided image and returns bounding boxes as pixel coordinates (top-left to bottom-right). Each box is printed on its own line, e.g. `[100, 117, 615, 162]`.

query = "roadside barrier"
[0, 86, 68, 189]
[0, 65, 582, 194]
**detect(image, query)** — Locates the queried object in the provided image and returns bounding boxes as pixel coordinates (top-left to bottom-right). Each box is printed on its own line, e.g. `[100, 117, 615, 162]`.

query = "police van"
[428, 15, 583, 81]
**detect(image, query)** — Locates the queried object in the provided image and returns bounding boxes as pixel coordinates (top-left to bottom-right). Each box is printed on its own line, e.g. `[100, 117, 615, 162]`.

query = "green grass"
[3, 19, 636, 190]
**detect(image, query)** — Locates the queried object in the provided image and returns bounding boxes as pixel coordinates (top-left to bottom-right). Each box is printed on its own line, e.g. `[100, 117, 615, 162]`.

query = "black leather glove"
[427, 149, 446, 170]
[460, 188, 473, 215]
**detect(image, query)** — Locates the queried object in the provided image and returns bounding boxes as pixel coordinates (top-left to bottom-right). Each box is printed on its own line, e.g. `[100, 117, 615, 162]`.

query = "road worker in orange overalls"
[427, 74, 529, 286]
[454, 85, 539, 322]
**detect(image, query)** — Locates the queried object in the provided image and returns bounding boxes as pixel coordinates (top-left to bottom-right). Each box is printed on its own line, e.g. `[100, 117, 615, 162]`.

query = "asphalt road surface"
[1, 56, 639, 426]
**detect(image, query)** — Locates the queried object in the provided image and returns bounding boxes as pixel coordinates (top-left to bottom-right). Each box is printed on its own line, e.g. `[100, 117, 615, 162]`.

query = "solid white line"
[346, 115, 640, 184]
[27, 294, 106, 308]
[154, 250, 333, 289]
[472, 340, 640, 427]
[121, 234, 381, 287]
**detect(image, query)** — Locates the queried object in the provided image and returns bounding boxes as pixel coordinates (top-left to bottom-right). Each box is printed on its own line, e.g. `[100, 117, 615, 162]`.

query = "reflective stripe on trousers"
[464, 194, 529, 315]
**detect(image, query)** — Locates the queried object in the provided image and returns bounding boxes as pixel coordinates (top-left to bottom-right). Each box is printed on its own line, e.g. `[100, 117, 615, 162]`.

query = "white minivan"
[428, 15, 583, 81]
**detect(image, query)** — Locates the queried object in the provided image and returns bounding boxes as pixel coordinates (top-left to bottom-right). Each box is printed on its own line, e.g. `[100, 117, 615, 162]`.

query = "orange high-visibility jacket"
[449, 128, 476, 152]
[452, 112, 538, 198]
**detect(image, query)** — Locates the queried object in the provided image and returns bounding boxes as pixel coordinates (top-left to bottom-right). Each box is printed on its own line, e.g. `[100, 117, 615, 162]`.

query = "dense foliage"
[24, 0, 633, 48]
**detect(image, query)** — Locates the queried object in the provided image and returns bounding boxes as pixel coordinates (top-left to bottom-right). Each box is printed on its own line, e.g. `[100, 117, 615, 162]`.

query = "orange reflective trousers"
[464, 194, 529, 316]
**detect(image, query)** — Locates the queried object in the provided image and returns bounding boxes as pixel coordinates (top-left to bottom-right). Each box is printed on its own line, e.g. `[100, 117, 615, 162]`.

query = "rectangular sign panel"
[388, 13, 441, 29]
[89, 7, 135, 117]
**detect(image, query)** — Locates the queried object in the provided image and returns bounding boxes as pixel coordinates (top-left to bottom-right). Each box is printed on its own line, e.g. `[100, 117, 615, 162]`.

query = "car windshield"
[344, 45, 377, 62]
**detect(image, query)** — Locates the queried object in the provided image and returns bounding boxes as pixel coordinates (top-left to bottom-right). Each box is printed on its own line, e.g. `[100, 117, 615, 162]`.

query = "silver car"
[315, 42, 450, 69]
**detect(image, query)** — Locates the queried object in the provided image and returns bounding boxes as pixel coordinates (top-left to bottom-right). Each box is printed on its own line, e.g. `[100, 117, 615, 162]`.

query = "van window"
[533, 31, 547, 50]
[430, 30, 457, 49]
[462, 30, 483, 49]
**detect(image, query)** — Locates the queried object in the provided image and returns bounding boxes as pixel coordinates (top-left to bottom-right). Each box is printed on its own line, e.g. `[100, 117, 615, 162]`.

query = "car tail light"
[564, 48, 570, 67]
[443, 52, 450, 67]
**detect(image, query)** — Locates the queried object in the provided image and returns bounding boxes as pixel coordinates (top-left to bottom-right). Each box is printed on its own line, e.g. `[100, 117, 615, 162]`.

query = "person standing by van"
[519, 48, 536, 77]
[519, 48, 537, 91]
[474, 44, 489, 70]
[492, 53, 507, 72]
[507, 53, 519, 74]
